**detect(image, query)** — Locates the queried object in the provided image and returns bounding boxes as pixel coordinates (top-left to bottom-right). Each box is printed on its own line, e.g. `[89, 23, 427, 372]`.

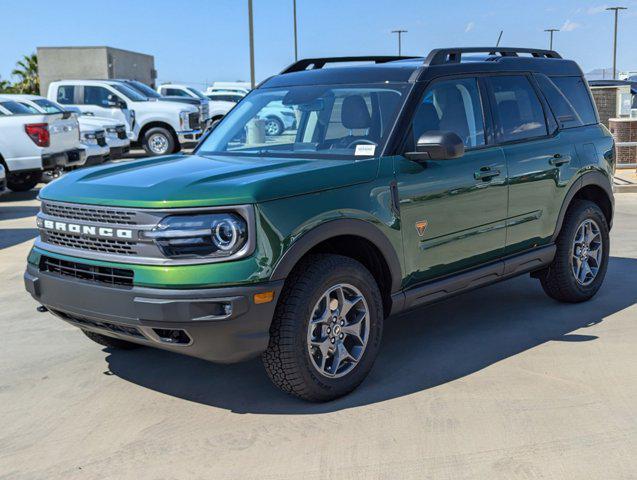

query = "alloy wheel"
[306, 283, 370, 378]
[572, 219, 603, 286]
[149, 133, 169, 154]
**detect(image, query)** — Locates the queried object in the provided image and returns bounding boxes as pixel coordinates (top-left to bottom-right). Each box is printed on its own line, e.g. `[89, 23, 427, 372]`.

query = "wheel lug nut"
[330, 338, 335, 344]
[327, 327, 331, 334]
[340, 320, 345, 326]
[339, 333, 344, 339]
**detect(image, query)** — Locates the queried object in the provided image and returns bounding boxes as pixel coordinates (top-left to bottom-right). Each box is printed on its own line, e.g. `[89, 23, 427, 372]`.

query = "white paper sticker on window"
[354, 144, 376, 156]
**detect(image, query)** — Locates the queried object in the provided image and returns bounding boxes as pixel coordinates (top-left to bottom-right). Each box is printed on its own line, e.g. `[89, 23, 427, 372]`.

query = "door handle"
[549, 154, 571, 167]
[474, 167, 501, 181]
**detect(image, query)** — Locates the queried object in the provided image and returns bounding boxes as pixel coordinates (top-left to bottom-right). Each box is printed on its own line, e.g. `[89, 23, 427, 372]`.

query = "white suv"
[48, 80, 201, 156]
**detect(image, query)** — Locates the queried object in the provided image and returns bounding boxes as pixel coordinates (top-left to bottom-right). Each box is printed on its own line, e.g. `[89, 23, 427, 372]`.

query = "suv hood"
[40, 153, 379, 208]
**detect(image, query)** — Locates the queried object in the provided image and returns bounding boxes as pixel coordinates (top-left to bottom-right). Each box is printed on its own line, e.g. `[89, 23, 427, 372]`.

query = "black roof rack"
[424, 47, 562, 66]
[281, 56, 420, 73]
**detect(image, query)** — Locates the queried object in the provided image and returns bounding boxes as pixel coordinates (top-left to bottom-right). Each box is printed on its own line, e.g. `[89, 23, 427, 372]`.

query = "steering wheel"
[345, 138, 378, 149]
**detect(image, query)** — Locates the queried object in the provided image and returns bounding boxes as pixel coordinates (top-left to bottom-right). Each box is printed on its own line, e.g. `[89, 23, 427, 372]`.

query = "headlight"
[179, 111, 190, 130]
[142, 213, 248, 258]
[106, 127, 117, 133]
[82, 132, 97, 144]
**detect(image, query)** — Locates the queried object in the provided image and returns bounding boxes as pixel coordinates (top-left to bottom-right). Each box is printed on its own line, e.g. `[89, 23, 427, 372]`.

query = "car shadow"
[0, 228, 38, 250]
[104, 256, 637, 414]
[0, 205, 40, 221]
[0, 188, 40, 203]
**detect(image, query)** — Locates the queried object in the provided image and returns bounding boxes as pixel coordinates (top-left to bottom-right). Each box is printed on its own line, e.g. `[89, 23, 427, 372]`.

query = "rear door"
[485, 75, 579, 255]
[395, 76, 508, 287]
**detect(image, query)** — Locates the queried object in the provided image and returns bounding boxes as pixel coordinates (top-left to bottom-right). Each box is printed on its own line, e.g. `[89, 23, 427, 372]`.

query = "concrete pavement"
[1, 190, 636, 480]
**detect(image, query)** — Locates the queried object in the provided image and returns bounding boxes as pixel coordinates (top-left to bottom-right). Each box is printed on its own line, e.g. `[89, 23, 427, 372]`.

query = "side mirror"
[107, 94, 125, 109]
[405, 131, 465, 162]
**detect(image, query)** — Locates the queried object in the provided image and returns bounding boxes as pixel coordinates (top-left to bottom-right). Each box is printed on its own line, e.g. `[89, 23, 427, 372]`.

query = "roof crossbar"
[280, 56, 420, 74]
[424, 47, 562, 66]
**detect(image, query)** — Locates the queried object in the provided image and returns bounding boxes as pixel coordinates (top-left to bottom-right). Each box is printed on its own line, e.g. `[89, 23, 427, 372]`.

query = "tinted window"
[410, 77, 485, 149]
[535, 74, 582, 129]
[57, 85, 75, 104]
[550, 76, 597, 126]
[18, 102, 41, 114]
[164, 88, 190, 97]
[111, 83, 146, 102]
[83, 86, 114, 107]
[488, 76, 547, 143]
[1, 101, 34, 114]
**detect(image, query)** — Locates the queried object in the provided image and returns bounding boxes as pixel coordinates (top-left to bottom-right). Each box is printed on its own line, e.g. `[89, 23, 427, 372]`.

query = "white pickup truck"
[48, 80, 201, 156]
[0, 164, 6, 196]
[0, 97, 84, 191]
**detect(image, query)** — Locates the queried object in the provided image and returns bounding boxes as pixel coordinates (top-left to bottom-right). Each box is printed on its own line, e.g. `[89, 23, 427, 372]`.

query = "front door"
[395, 77, 508, 288]
[78, 85, 130, 127]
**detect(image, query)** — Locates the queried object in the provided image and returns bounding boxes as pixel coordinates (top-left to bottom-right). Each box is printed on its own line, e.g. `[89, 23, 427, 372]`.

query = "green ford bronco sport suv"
[25, 48, 614, 402]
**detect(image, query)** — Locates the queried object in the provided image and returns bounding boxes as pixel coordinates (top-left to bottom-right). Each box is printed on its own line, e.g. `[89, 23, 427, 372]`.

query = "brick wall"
[609, 118, 637, 165]
[591, 88, 617, 128]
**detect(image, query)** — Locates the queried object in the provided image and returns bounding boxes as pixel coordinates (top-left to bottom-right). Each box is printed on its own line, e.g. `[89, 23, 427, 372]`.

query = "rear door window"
[549, 76, 598, 126]
[56, 85, 76, 104]
[487, 75, 548, 143]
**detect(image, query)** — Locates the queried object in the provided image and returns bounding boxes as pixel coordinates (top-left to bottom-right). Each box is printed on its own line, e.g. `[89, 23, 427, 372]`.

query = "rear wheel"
[82, 330, 141, 350]
[264, 117, 284, 136]
[142, 127, 175, 156]
[263, 254, 383, 402]
[539, 200, 609, 303]
[7, 171, 41, 192]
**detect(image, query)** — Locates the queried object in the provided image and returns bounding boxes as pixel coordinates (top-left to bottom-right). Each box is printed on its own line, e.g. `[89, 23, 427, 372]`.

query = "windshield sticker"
[355, 144, 376, 156]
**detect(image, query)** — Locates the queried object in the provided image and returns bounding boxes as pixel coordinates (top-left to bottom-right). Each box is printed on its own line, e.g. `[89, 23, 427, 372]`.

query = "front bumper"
[24, 264, 283, 363]
[42, 148, 86, 171]
[177, 129, 203, 144]
[108, 145, 130, 160]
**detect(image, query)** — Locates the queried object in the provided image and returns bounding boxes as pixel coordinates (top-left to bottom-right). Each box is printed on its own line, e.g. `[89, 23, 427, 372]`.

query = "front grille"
[44, 230, 137, 255]
[116, 126, 127, 139]
[40, 256, 134, 287]
[42, 202, 136, 225]
[189, 112, 200, 130]
[96, 132, 107, 147]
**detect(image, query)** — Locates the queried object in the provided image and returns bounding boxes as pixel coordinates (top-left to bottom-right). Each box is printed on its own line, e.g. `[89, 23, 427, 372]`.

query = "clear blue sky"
[1, 0, 636, 88]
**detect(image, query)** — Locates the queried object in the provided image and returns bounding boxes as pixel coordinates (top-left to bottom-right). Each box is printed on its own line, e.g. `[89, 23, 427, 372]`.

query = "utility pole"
[607, 6, 627, 80]
[248, 0, 255, 89]
[293, 0, 298, 61]
[391, 30, 407, 56]
[544, 28, 559, 50]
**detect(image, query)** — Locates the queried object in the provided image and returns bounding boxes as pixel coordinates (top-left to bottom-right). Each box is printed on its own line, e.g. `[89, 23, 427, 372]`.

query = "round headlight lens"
[212, 218, 240, 251]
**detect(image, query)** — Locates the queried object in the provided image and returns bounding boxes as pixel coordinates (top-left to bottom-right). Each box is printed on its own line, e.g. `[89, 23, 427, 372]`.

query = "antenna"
[496, 30, 503, 47]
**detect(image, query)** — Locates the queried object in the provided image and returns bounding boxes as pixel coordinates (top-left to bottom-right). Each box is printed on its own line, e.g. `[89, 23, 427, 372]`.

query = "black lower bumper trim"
[25, 264, 283, 363]
[42, 148, 85, 170]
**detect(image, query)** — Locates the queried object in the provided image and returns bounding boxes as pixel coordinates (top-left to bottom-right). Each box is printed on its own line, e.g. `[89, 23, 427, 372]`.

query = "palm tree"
[0, 76, 12, 93]
[11, 53, 39, 94]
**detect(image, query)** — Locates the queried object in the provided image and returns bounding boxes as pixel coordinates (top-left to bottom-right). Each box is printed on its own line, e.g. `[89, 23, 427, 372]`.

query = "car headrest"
[341, 95, 371, 129]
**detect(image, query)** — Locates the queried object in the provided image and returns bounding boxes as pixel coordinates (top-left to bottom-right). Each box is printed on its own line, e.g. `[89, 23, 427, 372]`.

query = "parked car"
[0, 164, 6, 196]
[206, 82, 251, 95]
[26, 49, 614, 402]
[0, 96, 84, 191]
[115, 79, 209, 128]
[4, 95, 126, 166]
[48, 80, 201, 156]
[205, 92, 245, 104]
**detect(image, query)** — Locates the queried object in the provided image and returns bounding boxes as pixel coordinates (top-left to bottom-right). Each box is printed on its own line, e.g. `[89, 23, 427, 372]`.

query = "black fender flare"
[551, 171, 614, 242]
[270, 218, 403, 294]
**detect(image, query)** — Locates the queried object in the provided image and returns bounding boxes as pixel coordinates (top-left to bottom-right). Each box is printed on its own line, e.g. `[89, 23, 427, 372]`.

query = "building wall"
[609, 118, 637, 166]
[37, 46, 156, 96]
[591, 88, 618, 128]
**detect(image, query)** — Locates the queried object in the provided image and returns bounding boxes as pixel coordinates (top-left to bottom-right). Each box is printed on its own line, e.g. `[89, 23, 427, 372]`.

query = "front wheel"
[262, 254, 383, 402]
[142, 127, 176, 156]
[539, 200, 610, 303]
[264, 117, 284, 136]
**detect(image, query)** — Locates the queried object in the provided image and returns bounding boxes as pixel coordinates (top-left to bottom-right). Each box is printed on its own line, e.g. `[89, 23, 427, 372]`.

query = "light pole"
[248, 0, 255, 89]
[544, 28, 559, 50]
[293, 0, 298, 61]
[606, 6, 627, 80]
[391, 30, 407, 56]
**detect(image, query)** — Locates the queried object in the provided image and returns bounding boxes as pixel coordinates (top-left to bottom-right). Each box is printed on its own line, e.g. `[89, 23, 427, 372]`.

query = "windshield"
[198, 84, 407, 159]
[0, 100, 34, 114]
[187, 87, 208, 99]
[111, 83, 148, 102]
[126, 80, 161, 99]
[33, 99, 65, 113]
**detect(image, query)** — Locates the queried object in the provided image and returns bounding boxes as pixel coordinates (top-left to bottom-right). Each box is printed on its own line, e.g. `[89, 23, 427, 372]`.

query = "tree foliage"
[1, 53, 39, 94]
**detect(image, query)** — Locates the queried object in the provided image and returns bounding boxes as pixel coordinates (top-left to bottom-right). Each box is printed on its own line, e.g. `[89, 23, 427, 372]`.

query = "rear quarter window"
[549, 76, 598, 126]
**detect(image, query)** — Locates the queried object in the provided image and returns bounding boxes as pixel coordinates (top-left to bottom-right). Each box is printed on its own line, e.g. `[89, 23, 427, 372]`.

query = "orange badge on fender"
[415, 220, 428, 237]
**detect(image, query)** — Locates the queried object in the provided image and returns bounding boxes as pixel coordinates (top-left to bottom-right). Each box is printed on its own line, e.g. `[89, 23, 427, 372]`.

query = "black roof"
[261, 47, 584, 89]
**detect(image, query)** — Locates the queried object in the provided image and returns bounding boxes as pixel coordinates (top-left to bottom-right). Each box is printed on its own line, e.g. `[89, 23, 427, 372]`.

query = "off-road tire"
[539, 200, 609, 303]
[82, 330, 141, 350]
[142, 127, 176, 156]
[262, 254, 383, 402]
[7, 171, 41, 192]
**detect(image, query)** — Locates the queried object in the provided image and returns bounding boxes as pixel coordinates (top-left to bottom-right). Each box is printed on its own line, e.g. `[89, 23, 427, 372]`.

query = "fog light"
[253, 291, 274, 304]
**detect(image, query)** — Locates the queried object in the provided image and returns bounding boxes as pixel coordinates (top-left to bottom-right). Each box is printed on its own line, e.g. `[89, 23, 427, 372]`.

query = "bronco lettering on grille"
[39, 218, 133, 240]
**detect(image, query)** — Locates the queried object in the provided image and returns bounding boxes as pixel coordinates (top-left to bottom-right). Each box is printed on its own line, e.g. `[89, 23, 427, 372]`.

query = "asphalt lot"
[1, 171, 636, 479]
